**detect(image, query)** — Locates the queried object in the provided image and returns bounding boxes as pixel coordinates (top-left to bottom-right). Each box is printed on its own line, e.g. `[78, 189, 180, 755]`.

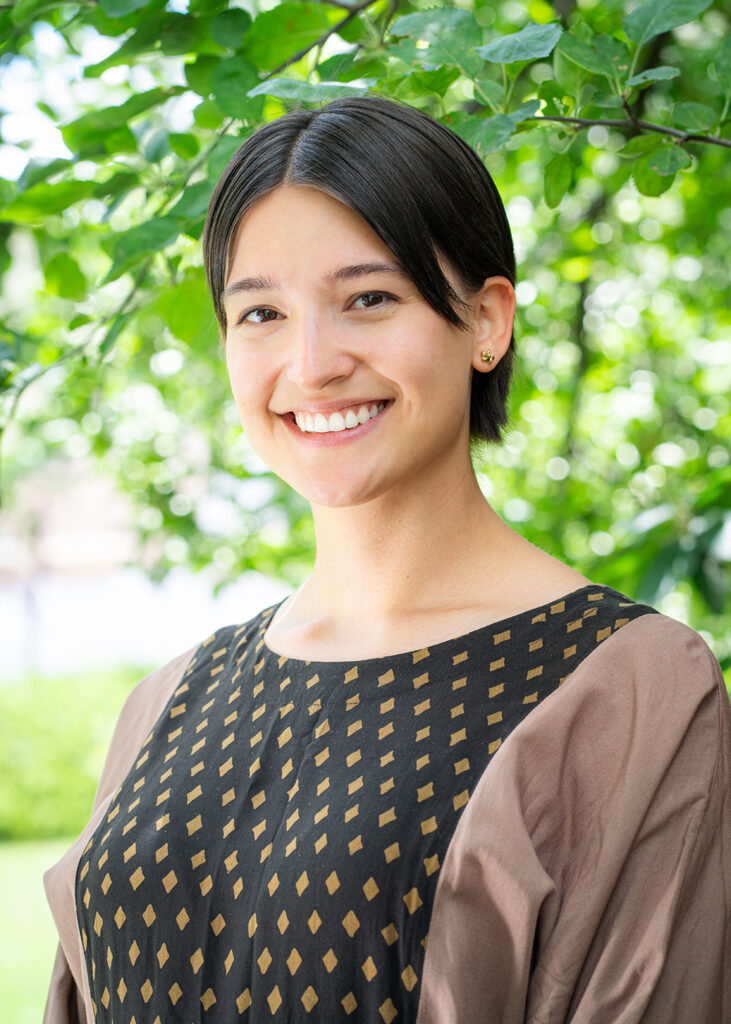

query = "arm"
[418, 613, 730, 1024]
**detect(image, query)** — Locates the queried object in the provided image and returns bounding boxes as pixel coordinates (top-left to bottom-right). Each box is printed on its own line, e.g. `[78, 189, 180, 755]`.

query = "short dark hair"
[203, 95, 516, 443]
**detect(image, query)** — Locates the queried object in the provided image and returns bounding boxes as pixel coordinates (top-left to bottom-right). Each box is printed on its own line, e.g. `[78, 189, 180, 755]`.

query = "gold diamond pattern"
[75, 590, 644, 1019]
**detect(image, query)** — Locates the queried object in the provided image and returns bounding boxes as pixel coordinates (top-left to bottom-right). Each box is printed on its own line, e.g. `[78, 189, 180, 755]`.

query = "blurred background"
[1, 0, 729, 1018]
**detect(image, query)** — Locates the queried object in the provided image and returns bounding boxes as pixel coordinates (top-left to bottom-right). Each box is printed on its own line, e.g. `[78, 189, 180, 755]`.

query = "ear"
[469, 276, 516, 373]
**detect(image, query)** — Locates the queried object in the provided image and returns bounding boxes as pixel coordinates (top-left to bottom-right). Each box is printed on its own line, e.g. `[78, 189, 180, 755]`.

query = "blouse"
[44, 584, 731, 1022]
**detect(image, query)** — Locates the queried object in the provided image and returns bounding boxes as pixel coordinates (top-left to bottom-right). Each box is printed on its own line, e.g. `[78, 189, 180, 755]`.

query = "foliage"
[0, 666, 145, 839]
[0, 0, 729, 667]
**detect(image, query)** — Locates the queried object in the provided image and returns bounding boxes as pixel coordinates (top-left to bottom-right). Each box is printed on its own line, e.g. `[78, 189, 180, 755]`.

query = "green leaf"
[714, 36, 731, 92]
[210, 8, 252, 49]
[212, 58, 264, 119]
[673, 101, 717, 131]
[317, 50, 358, 81]
[247, 77, 370, 102]
[537, 79, 566, 116]
[645, 145, 691, 174]
[389, 8, 484, 78]
[454, 114, 518, 155]
[511, 99, 541, 123]
[110, 216, 180, 274]
[625, 65, 680, 87]
[544, 153, 572, 208]
[61, 89, 178, 152]
[154, 269, 217, 348]
[158, 14, 208, 57]
[0, 179, 15, 208]
[633, 153, 675, 195]
[169, 181, 213, 221]
[83, 14, 167, 77]
[584, 91, 624, 109]
[93, 171, 138, 200]
[100, 0, 150, 16]
[624, 0, 713, 49]
[194, 98, 227, 130]
[408, 66, 461, 98]
[617, 134, 665, 157]
[143, 128, 170, 163]
[474, 78, 505, 109]
[10, 0, 57, 24]
[0, 180, 96, 224]
[552, 44, 585, 93]
[43, 252, 87, 302]
[208, 134, 247, 182]
[243, 2, 341, 71]
[99, 313, 130, 356]
[557, 32, 629, 80]
[476, 21, 562, 64]
[16, 158, 72, 193]
[185, 55, 219, 98]
[169, 133, 200, 160]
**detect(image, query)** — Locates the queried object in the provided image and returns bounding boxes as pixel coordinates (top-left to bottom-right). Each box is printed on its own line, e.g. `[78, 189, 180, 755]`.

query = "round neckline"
[261, 583, 620, 668]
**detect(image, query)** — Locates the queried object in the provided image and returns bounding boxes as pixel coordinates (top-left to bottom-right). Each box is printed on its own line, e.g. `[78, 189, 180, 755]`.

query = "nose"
[286, 313, 357, 392]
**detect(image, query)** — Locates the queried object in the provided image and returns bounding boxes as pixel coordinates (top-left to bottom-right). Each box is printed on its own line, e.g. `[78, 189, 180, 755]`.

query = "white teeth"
[293, 402, 388, 433]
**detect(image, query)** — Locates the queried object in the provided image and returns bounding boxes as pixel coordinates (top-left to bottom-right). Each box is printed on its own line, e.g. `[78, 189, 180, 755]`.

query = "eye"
[351, 291, 396, 311]
[237, 306, 282, 325]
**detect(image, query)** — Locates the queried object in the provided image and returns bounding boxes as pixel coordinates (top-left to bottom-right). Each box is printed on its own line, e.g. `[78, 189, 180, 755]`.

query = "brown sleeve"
[417, 613, 731, 1024]
[42, 644, 198, 1024]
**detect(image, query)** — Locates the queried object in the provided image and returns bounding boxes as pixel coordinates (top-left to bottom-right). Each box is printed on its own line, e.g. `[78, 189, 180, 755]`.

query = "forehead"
[227, 185, 394, 283]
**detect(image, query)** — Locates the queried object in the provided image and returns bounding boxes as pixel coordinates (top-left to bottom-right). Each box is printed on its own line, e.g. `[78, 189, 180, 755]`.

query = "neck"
[303, 451, 511, 624]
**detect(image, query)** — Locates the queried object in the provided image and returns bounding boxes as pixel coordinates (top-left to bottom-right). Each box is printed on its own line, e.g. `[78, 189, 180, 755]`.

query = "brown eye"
[352, 292, 395, 310]
[240, 307, 281, 324]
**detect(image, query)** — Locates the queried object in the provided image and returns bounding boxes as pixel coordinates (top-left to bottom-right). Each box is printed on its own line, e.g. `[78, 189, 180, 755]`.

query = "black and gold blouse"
[76, 586, 654, 1022]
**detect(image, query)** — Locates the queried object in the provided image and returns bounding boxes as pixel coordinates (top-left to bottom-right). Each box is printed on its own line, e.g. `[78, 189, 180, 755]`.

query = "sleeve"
[416, 613, 731, 1024]
[42, 644, 199, 1024]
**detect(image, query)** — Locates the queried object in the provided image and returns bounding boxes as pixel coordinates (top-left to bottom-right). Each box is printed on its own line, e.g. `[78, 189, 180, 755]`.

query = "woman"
[45, 96, 730, 1023]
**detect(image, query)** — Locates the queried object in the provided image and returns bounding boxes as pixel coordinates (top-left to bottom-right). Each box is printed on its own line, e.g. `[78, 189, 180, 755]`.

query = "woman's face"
[223, 184, 485, 509]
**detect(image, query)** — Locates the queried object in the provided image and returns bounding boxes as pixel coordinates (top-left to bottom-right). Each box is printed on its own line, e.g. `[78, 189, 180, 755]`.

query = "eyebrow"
[223, 261, 407, 299]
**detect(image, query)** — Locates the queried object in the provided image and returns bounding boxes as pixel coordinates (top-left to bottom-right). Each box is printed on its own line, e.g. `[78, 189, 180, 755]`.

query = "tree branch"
[530, 113, 731, 149]
[268, 0, 380, 78]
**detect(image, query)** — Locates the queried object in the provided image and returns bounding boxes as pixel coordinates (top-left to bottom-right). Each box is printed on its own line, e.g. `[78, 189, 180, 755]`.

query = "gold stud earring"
[480, 350, 495, 365]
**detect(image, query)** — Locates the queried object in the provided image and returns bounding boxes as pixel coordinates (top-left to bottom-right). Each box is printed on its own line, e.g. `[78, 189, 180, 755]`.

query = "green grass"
[0, 839, 74, 1023]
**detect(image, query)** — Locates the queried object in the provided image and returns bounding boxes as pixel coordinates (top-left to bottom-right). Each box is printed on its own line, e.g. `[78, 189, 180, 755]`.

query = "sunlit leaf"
[169, 133, 200, 160]
[185, 55, 219, 98]
[544, 153, 572, 208]
[625, 65, 680, 87]
[714, 36, 731, 92]
[243, 2, 341, 71]
[557, 32, 629, 80]
[210, 8, 252, 50]
[624, 0, 713, 49]
[455, 114, 518, 155]
[645, 145, 691, 174]
[632, 153, 675, 194]
[247, 78, 370, 102]
[61, 89, 179, 151]
[155, 269, 218, 349]
[389, 8, 484, 78]
[43, 253, 86, 302]
[170, 182, 214, 221]
[477, 22, 562, 64]
[100, 0, 150, 15]
[212, 57, 264, 119]
[673, 101, 718, 131]
[0, 181, 96, 224]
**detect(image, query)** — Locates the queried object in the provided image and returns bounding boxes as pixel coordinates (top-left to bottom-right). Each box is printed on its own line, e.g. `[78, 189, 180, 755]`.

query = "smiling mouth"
[289, 403, 388, 434]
